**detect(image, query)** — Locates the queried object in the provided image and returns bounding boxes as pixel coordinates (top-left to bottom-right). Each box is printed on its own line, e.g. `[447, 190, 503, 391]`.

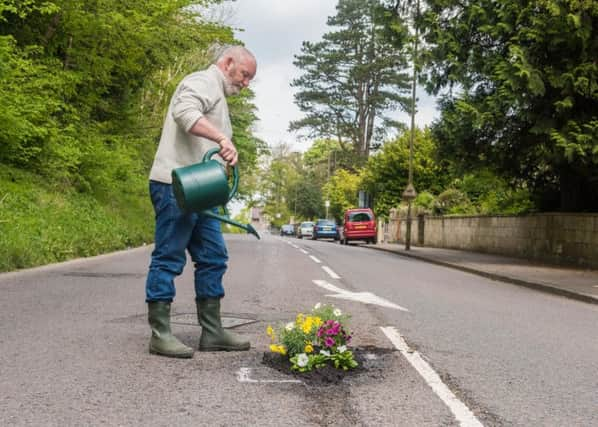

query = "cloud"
[230, 0, 439, 150]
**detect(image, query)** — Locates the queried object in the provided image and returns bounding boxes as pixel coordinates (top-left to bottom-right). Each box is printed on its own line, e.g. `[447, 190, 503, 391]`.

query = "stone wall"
[384, 213, 598, 269]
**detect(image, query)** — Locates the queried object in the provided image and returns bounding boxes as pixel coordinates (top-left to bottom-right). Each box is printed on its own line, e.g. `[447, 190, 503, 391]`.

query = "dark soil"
[261, 346, 396, 386]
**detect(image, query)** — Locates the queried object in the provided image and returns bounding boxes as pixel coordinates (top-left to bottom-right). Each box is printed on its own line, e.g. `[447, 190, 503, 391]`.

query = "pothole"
[171, 313, 257, 328]
[262, 346, 396, 386]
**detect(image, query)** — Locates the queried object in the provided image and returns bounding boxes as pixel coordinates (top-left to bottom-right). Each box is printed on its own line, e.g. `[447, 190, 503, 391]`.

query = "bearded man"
[145, 45, 257, 358]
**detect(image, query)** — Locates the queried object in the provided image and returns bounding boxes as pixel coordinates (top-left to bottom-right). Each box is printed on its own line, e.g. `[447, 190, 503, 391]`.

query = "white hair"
[214, 44, 255, 65]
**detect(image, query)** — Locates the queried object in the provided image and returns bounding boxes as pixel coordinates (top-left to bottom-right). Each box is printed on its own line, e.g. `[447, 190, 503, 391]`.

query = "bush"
[414, 191, 436, 213]
[433, 189, 476, 215]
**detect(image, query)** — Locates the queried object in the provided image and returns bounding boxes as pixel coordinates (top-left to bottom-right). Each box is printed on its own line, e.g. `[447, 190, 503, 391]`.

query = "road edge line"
[380, 326, 484, 427]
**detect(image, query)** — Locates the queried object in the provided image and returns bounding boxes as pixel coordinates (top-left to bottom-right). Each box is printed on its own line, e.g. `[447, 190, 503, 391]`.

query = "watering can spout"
[201, 210, 260, 240]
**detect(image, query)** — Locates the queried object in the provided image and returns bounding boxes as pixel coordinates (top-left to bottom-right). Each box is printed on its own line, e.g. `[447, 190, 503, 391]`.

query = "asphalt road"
[1, 234, 596, 426]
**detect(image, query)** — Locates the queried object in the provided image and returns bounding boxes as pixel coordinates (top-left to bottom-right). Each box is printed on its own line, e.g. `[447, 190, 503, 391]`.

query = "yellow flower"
[296, 313, 305, 325]
[302, 317, 313, 333]
[304, 344, 314, 353]
[266, 325, 274, 338]
[269, 344, 287, 355]
[313, 316, 323, 327]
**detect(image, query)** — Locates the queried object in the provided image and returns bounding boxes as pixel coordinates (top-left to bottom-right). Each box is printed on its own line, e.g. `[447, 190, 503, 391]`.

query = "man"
[145, 45, 257, 358]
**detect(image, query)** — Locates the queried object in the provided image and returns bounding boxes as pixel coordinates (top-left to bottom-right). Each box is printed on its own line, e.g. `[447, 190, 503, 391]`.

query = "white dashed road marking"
[313, 280, 409, 312]
[322, 266, 340, 279]
[310, 255, 321, 264]
[300, 249, 309, 254]
[381, 327, 484, 427]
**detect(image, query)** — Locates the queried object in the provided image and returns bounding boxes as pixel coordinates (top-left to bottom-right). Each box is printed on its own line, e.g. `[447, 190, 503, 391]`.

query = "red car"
[340, 208, 377, 245]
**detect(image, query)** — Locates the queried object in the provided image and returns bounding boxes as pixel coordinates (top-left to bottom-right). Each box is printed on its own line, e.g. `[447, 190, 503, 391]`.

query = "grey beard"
[223, 80, 240, 96]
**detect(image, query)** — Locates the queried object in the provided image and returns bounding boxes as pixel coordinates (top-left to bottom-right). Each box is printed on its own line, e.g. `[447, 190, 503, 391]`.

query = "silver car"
[296, 221, 314, 239]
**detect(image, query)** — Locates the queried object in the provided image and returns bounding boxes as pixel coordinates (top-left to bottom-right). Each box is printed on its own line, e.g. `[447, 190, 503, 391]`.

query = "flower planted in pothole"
[267, 303, 358, 372]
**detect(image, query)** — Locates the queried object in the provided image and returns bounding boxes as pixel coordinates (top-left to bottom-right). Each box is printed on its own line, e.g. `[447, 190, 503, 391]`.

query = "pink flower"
[324, 337, 335, 348]
[330, 323, 341, 334]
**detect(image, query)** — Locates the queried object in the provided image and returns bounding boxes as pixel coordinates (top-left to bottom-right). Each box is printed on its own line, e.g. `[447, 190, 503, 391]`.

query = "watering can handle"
[202, 147, 239, 201]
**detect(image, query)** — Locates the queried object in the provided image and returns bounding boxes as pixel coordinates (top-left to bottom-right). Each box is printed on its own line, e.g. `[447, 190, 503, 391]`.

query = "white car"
[297, 221, 314, 239]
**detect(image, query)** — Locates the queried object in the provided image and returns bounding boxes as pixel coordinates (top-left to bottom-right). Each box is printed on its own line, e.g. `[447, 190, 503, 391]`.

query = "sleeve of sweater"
[171, 75, 216, 133]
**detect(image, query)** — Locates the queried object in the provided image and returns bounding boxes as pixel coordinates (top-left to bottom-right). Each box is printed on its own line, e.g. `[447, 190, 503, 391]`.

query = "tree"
[361, 127, 450, 214]
[322, 169, 362, 221]
[421, 0, 598, 211]
[0, 0, 263, 198]
[290, 0, 412, 164]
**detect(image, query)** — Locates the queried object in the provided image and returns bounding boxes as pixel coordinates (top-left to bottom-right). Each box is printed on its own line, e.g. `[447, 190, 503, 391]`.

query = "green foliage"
[425, 170, 535, 216]
[227, 91, 269, 199]
[0, 0, 255, 194]
[421, 0, 598, 211]
[257, 148, 298, 227]
[291, 179, 324, 221]
[322, 169, 362, 222]
[414, 191, 435, 212]
[0, 166, 153, 272]
[291, 0, 412, 163]
[361, 128, 451, 215]
[432, 189, 475, 216]
[453, 170, 535, 215]
[257, 144, 330, 224]
[289, 353, 328, 373]
[0, 1, 264, 270]
[329, 350, 359, 371]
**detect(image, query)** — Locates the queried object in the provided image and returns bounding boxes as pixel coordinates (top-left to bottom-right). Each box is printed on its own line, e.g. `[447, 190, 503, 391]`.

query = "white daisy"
[297, 353, 309, 367]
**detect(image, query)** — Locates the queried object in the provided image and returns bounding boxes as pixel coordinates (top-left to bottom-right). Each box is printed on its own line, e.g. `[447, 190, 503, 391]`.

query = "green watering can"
[171, 148, 260, 239]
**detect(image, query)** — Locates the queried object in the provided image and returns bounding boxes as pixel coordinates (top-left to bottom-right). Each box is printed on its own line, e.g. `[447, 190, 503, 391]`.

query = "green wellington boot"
[197, 298, 250, 351]
[148, 301, 194, 358]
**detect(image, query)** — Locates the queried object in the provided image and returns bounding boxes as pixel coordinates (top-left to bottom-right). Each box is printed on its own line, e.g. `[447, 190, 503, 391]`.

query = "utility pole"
[402, 0, 419, 250]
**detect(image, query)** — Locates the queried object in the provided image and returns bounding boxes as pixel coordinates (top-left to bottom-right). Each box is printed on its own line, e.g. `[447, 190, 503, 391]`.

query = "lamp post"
[402, 0, 419, 251]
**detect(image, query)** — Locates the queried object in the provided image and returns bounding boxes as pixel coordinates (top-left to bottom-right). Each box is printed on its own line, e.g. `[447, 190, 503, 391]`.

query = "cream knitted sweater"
[149, 64, 232, 183]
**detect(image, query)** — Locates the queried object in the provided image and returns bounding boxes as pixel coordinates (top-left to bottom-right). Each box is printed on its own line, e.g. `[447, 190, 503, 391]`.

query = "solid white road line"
[310, 255, 321, 264]
[380, 327, 484, 427]
[322, 265, 340, 279]
[313, 280, 409, 311]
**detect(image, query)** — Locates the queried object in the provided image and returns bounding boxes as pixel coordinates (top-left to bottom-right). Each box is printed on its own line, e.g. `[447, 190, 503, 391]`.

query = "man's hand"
[218, 137, 238, 166]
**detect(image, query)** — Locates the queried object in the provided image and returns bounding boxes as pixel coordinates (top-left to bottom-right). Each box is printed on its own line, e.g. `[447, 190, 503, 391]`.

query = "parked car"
[312, 219, 339, 241]
[340, 208, 377, 244]
[280, 224, 295, 236]
[296, 221, 314, 239]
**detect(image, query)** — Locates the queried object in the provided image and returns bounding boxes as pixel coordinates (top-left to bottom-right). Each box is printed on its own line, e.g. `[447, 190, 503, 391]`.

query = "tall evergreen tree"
[420, 0, 598, 211]
[290, 0, 412, 163]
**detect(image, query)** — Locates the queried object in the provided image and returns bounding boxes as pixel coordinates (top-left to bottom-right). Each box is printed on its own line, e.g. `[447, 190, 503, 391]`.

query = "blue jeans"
[145, 181, 228, 302]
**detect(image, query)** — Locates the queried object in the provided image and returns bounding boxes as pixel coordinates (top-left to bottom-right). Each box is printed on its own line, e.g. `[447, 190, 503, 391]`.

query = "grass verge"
[0, 166, 154, 272]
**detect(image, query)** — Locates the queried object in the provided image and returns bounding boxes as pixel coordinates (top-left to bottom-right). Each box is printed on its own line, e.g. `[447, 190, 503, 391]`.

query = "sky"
[217, 0, 440, 152]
